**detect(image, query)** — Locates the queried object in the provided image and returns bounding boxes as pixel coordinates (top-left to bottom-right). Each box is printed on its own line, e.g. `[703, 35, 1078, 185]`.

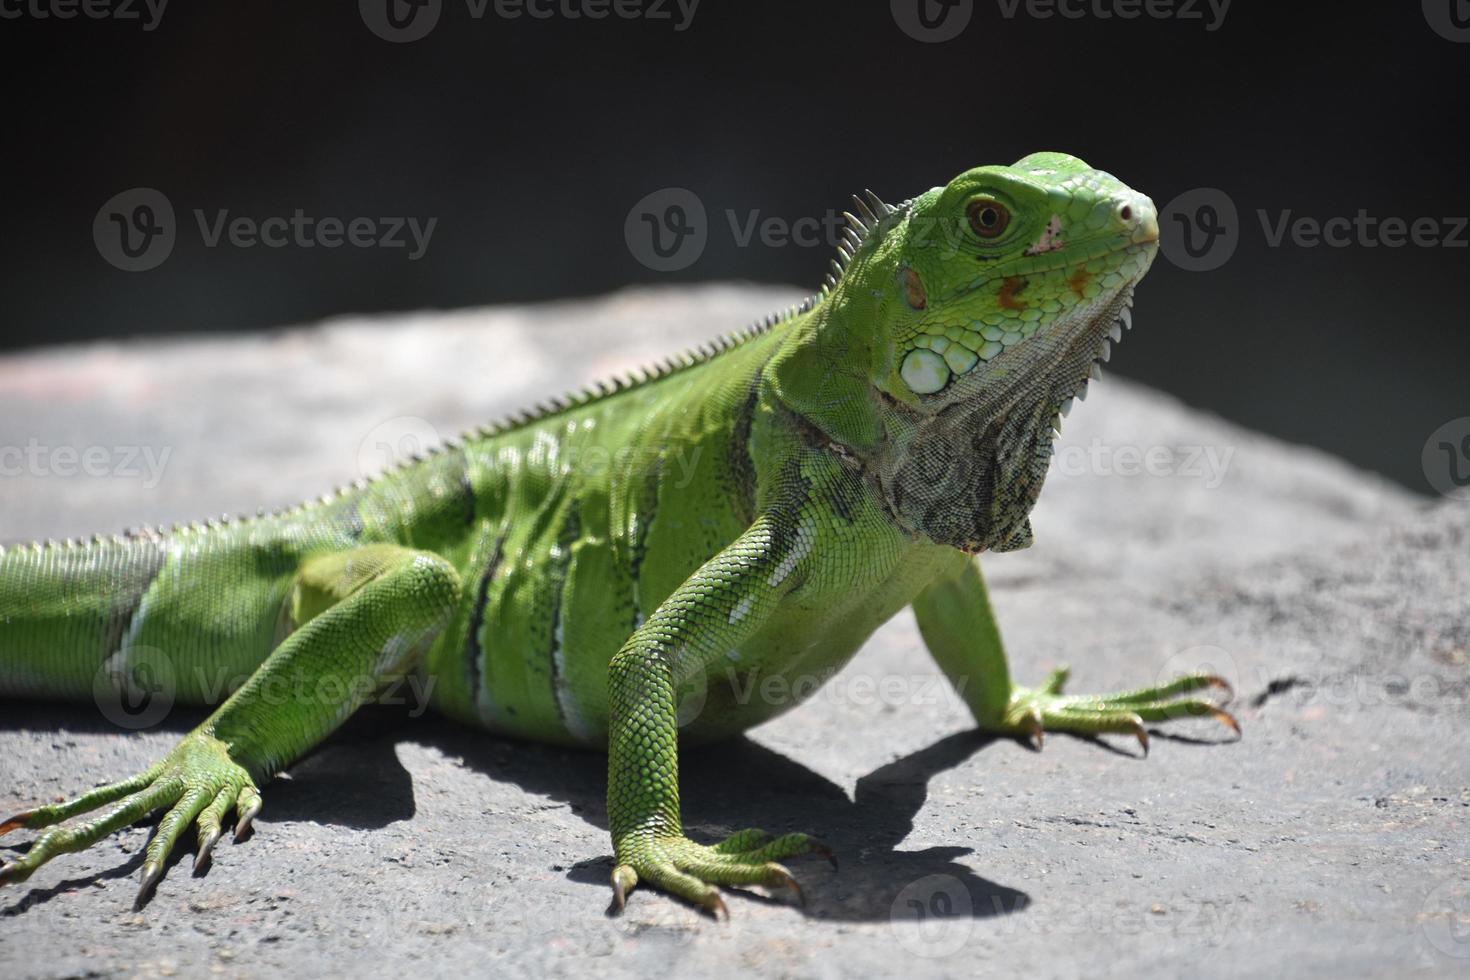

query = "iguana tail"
[0, 527, 293, 706]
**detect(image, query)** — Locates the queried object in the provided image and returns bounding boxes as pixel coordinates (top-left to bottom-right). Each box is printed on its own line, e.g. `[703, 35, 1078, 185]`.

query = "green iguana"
[0, 153, 1237, 917]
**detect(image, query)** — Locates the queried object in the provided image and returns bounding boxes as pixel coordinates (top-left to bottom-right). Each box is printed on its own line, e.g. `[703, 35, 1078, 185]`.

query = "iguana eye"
[967, 199, 1009, 239]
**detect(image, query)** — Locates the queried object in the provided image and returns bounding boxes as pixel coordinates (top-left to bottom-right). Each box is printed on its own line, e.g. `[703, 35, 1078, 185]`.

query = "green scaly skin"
[0, 153, 1237, 917]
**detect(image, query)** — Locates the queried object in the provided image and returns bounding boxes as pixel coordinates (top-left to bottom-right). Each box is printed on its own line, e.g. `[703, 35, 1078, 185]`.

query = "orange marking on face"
[902, 266, 927, 310]
[998, 276, 1026, 311]
[1067, 265, 1090, 298]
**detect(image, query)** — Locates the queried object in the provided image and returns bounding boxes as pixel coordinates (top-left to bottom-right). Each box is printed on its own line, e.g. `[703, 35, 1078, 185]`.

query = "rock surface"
[1, 285, 1466, 978]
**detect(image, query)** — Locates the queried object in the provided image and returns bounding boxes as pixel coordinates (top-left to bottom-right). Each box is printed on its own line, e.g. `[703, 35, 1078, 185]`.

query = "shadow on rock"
[260, 707, 419, 830]
[2, 700, 1029, 925]
[0, 697, 208, 735]
[406, 721, 1030, 924]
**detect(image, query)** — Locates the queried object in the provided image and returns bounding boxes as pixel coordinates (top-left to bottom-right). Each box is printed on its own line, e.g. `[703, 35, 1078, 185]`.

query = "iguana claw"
[1211, 705, 1242, 735]
[611, 829, 825, 916]
[135, 861, 164, 910]
[611, 864, 636, 913]
[806, 838, 838, 872]
[1191, 674, 1236, 705]
[777, 870, 805, 906]
[234, 786, 263, 840]
[0, 731, 259, 902]
[0, 810, 34, 837]
[194, 827, 222, 873]
[997, 669, 1239, 756]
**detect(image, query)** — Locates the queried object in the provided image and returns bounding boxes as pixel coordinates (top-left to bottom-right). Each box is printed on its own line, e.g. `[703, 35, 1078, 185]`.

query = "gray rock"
[1, 285, 1466, 979]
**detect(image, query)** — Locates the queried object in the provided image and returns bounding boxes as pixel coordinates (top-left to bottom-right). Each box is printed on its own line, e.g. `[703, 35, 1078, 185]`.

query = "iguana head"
[776, 153, 1158, 553]
[875, 152, 1156, 410]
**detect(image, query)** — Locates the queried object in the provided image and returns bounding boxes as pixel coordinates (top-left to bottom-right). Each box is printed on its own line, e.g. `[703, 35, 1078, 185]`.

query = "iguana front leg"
[0, 544, 459, 904]
[913, 558, 1238, 753]
[606, 515, 829, 917]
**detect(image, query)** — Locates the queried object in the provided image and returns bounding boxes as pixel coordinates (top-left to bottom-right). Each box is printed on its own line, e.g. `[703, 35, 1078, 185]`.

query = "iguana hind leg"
[0, 544, 459, 905]
[914, 558, 1239, 754]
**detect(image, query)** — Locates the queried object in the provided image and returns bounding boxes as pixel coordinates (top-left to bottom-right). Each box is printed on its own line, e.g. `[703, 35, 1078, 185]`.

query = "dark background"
[1, 2, 1465, 494]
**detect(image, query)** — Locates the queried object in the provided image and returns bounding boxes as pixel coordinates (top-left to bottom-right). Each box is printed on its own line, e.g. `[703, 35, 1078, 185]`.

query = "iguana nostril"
[1119, 197, 1159, 243]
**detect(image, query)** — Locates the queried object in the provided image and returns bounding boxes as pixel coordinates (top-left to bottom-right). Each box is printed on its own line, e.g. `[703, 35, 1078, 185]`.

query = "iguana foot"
[997, 667, 1239, 755]
[0, 731, 260, 907]
[611, 829, 832, 918]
